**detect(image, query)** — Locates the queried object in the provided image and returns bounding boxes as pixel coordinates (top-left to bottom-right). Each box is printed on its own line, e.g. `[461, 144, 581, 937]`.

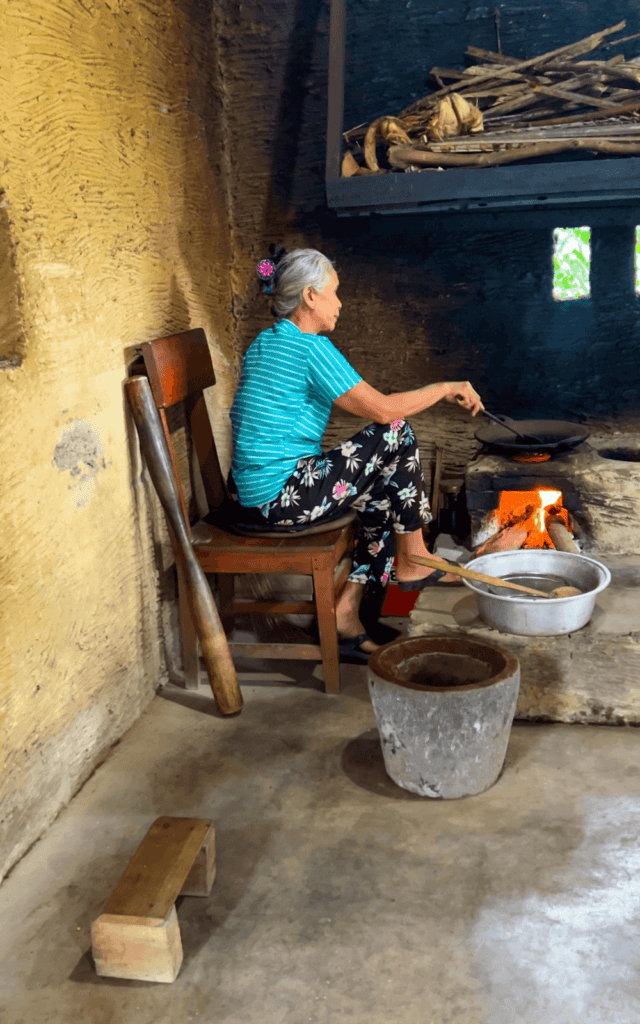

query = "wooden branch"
[479, 72, 607, 116]
[603, 31, 640, 48]
[400, 21, 627, 118]
[348, 23, 640, 165]
[465, 45, 520, 65]
[571, 54, 625, 69]
[483, 90, 550, 117]
[462, 81, 549, 101]
[531, 82, 625, 109]
[526, 95, 640, 126]
[342, 121, 367, 141]
[499, 19, 627, 66]
[607, 63, 640, 84]
[531, 54, 624, 73]
[426, 121, 640, 152]
[469, 51, 626, 72]
[494, 5, 502, 56]
[484, 71, 640, 119]
[512, 105, 580, 122]
[389, 137, 640, 169]
[429, 67, 469, 81]
[600, 87, 640, 101]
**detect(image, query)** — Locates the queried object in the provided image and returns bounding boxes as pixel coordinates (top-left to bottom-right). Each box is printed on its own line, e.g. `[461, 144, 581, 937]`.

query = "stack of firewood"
[342, 20, 640, 175]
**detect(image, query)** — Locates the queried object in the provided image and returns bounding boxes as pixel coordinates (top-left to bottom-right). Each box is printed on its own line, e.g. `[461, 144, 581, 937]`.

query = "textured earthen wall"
[0, 195, 25, 367]
[0, 0, 234, 882]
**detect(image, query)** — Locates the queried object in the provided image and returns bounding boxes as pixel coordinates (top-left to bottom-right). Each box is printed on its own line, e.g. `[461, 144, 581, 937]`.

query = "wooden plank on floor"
[103, 817, 212, 921]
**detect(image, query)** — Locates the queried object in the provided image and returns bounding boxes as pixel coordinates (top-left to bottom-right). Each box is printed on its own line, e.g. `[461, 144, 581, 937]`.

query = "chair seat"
[232, 510, 356, 538]
[205, 505, 356, 539]
[191, 516, 354, 556]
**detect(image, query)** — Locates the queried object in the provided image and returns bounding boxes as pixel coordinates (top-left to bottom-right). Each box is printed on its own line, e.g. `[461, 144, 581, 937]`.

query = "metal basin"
[464, 550, 611, 636]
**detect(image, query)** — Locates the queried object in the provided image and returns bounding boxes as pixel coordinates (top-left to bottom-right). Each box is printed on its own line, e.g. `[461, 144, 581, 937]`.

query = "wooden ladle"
[412, 554, 582, 599]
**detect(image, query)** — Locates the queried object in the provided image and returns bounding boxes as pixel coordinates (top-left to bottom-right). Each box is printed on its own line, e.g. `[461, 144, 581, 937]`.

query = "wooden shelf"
[326, 0, 640, 217]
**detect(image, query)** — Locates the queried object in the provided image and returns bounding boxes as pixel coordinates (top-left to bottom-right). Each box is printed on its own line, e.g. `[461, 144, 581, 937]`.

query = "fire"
[536, 489, 562, 532]
[494, 488, 572, 548]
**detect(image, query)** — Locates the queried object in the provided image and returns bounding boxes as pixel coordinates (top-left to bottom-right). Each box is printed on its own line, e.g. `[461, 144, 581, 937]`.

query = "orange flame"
[494, 489, 572, 548]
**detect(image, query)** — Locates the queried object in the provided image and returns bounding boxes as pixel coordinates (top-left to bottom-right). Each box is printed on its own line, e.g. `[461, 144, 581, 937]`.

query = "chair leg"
[312, 562, 341, 695]
[177, 562, 200, 690]
[216, 574, 235, 635]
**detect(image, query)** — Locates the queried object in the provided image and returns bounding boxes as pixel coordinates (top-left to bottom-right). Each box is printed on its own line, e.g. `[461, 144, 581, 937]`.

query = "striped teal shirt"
[230, 319, 362, 506]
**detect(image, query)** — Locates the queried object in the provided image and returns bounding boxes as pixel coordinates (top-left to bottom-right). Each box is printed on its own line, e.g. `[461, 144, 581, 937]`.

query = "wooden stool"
[91, 816, 216, 983]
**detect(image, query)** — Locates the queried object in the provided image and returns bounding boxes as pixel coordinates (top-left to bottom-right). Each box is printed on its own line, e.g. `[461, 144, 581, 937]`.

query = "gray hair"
[271, 248, 335, 319]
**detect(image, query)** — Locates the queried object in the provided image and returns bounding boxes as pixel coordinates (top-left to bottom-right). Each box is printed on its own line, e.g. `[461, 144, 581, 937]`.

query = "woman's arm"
[334, 379, 484, 423]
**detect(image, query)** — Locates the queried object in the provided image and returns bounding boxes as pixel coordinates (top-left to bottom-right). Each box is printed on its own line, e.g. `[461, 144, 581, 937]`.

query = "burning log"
[476, 490, 578, 553]
[546, 514, 580, 553]
[476, 524, 528, 555]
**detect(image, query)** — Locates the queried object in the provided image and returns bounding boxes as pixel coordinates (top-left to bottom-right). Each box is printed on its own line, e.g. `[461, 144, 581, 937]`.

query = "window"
[552, 227, 591, 301]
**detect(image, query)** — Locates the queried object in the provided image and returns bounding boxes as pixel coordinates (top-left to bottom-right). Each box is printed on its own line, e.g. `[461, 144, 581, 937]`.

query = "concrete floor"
[2, 654, 640, 1023]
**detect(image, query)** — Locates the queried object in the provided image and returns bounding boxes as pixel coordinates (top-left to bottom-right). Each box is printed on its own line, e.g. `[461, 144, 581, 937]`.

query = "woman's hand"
[445, 381, 484, 416]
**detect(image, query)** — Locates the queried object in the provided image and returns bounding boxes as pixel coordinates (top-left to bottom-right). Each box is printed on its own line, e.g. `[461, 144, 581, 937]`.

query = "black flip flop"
[396, 569, 463, 592]
[338, 633, 375, 664]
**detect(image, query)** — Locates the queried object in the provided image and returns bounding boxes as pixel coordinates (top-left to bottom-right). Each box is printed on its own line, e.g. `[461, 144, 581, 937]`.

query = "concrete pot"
[367, 634, 520, 799]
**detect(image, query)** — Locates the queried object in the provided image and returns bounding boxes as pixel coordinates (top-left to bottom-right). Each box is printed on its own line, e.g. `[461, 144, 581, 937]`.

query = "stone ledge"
[409, 561, 640, 725]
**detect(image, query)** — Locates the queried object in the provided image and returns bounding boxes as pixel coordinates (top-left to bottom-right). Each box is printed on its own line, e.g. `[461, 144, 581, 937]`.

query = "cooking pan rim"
[474, 418, 590, 452]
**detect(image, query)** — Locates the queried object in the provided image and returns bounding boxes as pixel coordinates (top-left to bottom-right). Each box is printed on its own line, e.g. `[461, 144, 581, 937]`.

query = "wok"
[474, 419, 590, 454]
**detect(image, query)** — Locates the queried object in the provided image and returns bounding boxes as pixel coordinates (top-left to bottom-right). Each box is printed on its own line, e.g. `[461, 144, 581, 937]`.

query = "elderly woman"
[229, 248, 483, 658]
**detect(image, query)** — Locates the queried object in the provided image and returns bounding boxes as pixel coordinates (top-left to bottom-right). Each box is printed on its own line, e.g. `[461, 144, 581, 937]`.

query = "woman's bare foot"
[395, 557, 461, 585]
[395, 529, 461, 585]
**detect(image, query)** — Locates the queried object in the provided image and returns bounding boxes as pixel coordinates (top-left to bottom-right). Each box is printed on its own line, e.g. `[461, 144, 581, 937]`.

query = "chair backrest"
[141, 329, 228, 524]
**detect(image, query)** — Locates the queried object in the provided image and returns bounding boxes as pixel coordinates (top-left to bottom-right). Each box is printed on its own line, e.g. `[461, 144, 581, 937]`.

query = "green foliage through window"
[552, 227, 591, 300]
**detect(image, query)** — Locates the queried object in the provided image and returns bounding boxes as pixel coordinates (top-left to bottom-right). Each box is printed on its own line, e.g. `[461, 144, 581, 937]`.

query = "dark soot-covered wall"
[342, 0, 639, 129]
[364, 218, 640, 421]
[341, 0, 640, 422]
[220, 0, 640, 471]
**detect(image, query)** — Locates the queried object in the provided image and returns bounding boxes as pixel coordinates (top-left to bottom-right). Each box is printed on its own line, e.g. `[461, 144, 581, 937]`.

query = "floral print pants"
[244, 420, 433, 587]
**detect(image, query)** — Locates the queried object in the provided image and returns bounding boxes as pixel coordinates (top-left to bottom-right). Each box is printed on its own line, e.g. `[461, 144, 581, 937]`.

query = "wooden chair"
[139, 328, 356, 695]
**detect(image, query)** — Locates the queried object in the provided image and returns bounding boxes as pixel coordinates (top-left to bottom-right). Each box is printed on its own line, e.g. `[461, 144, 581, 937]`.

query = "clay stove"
[465, 438, 640, 556]
[408, 433, 640, 726]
